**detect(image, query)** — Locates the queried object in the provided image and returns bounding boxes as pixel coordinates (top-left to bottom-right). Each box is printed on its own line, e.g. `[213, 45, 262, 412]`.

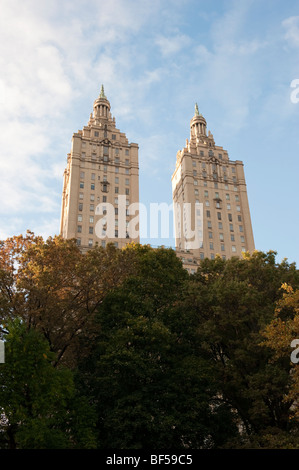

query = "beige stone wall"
[172, 110, 255, 272]
[60, 89, 140, 250]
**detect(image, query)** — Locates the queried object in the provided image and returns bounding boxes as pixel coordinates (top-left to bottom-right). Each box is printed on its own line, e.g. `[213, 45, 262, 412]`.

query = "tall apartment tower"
[60, 86, 139, 250]
[172, 104, 255, 272]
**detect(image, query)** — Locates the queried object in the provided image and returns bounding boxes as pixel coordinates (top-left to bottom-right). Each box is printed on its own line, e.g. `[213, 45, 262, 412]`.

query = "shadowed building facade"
[172, 104, 255, 272]
[60, 86, 139, 250]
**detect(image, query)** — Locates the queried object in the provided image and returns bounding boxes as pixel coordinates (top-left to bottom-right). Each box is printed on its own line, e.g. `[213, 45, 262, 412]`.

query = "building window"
[205, 201, 210, 207]
[208, 221, 212, 229]
[237, 205, 241, 212]
[90, 204, 94, 211]
[125, 188, 130, 195]
[239, 225, 244, 232]
[229, 224, 234, 232]
[238, 215, 242, 222]
[101, 240, 106, 248]
[206, 210, 211, 218]
[115, 187, 119, 193]
[211, 253, 215, 260]
[232, 245, 236, 253]
[91, 184, 95, 190]
[80, 182, 84, 189]
[77, 225, 82, 233]
[194, 179, 198, 186]
[79, 192, 83, 199]
[221, 244, 225, 251]
[125, 159, 129, 166]
[192, 161, 196, 167]
[220, 233, 224, 240]
[115, 230, 118, 238]
[80, 171, 85, 179]
[78, 215, 82, 222]
[204, 190, 209, 197]
[112, 134, 116, 140]
[89, 227, 93, 234]
[226, 194, 230, 200]
[228, 213, 232, 221]
[91, 173, 95, 180]
[227, 203, 231, 210]
[200, 252, 204, 259]
[194, 189, 199, 195]
[115, 177, 119, 184]
[79, 203, 83, 211]
[241, 236, 245, 243]
[235, 195, 239, 202]
[88, 239, 93, 247]
[217, 212, 221, 220]
[208, 232, 213, 239]
[125, 149, 129, 155]
[90, 216, 94, 223]
[218, 222, 223, 229]
[210, 242, 214, 250]
[90, 194, 95, 201]
[125, 168, 129, 175]
[102, 184, 108, 193]
[231, 234, 235, 241]
[76, 238, 81, 246]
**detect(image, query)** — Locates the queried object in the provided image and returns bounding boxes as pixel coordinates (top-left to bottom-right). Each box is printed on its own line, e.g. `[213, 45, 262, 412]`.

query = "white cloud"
[282, 16, 299, 47]
[155, 33, 192, 56]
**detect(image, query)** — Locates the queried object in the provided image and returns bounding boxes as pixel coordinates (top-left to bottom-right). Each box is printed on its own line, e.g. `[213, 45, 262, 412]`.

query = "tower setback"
[60, 86, 140, 250]
[172, 104, 255, 273]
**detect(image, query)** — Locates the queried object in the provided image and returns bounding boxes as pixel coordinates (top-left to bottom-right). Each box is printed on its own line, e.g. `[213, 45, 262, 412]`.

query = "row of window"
[78, 199, 130, 212]
[192, 159, 235, 173]
[80, 179, 130, 188]
[80, 168, 130, 178]
[76, 238, 119, 248]
[81, 149, 130, 160]
[77, 208, 130, 223]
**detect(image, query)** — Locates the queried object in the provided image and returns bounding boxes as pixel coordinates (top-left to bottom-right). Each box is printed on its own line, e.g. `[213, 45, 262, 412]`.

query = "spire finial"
[100, 84, 106, 99]
[195, 103, 199, 116]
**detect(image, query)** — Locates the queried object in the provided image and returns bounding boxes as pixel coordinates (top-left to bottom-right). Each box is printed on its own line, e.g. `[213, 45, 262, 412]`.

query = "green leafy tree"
[181, 251, 299, 447]
[0, 319, 96, 449]
[76, 245, 238, 448]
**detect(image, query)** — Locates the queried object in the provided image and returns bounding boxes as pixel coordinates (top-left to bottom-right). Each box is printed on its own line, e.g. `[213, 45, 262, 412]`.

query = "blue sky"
[0, 0, 298, 265]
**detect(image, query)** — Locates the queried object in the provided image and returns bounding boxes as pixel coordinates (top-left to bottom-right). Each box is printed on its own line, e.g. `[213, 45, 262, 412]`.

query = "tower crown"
[190, 103, 207, 138]
[93, 84, 111, 121]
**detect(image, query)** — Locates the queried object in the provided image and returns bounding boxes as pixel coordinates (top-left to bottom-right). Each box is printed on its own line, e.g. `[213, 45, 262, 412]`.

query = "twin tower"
[60, 86, 254, 272]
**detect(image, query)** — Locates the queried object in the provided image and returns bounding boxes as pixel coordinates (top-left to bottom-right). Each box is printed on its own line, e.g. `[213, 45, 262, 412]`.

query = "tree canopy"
[0, 234, 298, 449]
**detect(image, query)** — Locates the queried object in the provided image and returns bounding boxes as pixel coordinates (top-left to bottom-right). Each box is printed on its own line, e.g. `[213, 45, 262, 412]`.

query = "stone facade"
[60, 86, 140, 250]
[172, 104, 255, 272]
